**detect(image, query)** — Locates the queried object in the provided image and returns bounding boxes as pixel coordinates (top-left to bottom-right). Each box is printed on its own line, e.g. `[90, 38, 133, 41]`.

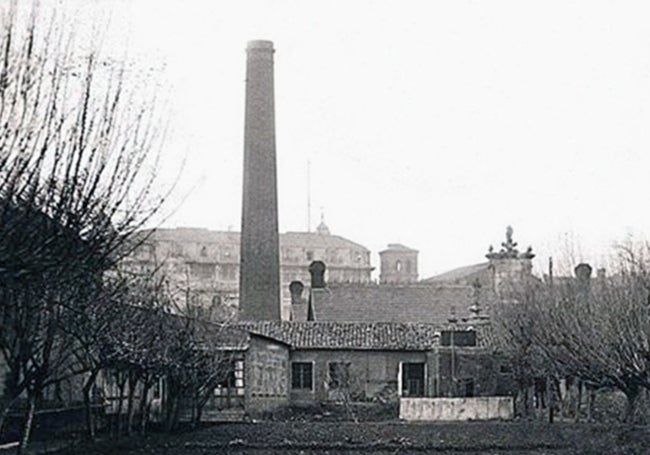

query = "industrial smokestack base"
[239, 40, 281, 321]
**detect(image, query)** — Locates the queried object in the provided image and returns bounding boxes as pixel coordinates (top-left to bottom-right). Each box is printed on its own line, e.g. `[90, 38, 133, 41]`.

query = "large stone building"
[288, 226, 534, 326]
[122, 225, 373, 320]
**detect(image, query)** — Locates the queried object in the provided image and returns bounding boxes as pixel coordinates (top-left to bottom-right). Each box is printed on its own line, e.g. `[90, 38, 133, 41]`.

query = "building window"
[214, 359, 245, 397]
[395, 260, 402, 272]
[306, 250, 314, 261]
[461, 378, 475, 397]
[200, 245, 208, 257]
[328, 362, 350, 389]
[499, 364, 512, 375]
[189, 262, 214, 280]
[135, 244, 153, 259]
[402, 363, 425, 397]
[440, 330, 477, 347]
[291, 362, 313, 390]
[220, 265, 237, 281]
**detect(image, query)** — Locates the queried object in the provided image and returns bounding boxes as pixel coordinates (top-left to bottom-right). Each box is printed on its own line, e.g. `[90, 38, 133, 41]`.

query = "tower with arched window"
[379, 244, 418, 284]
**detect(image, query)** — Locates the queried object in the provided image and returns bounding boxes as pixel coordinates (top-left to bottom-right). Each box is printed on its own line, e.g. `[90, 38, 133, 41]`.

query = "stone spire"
[239, 40, 281, 321]
[486, 225, 535, 260]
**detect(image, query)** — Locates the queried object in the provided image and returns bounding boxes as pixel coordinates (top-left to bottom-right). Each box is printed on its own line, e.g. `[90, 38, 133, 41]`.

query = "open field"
[44, 421, 650, 455]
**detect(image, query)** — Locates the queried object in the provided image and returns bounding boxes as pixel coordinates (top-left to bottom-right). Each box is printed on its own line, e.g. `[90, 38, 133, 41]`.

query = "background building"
[379, 244, 419, 284]
[122, 225, 373, 320]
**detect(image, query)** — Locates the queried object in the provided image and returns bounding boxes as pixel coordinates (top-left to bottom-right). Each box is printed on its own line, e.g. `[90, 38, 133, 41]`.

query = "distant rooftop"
[304, 283, 485, 325]
[237, 321, 440, 350]
[380, 243, 418, 253]
[139, 227, 370, 251]
[421, 262, 490, 284]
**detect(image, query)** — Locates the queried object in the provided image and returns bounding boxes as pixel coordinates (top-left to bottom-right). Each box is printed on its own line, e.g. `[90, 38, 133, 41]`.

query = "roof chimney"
[289, 281, 304, 305]
[309, 261, 326, 289]
[238, 40, 281, 321]
[574, 263, 592, 302]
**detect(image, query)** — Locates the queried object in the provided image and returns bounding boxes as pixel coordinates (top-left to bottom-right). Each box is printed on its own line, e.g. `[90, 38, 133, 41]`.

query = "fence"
[400, 397, 514, 421]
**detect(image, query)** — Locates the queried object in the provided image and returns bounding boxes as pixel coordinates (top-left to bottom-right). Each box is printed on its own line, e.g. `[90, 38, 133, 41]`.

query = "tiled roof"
[139, 228, 240, 244]
[139, 228, 369, 252]
[421, 262, 490, 284]
[280, 232, 369, 251]
[235, 321, 440, 350]
[309, 284, 479, 325]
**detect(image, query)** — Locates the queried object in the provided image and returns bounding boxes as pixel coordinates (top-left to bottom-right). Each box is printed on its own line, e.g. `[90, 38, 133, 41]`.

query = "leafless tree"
[0, 2, 169, 450]
[494, 244, 650, 422]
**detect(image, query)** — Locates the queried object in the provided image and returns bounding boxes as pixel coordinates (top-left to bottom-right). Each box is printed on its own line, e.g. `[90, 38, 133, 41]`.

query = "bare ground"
[38, 421, 650, 455]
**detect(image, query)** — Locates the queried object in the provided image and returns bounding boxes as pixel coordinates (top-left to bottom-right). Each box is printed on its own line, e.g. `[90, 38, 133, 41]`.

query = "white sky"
[51, 0, 650, 278]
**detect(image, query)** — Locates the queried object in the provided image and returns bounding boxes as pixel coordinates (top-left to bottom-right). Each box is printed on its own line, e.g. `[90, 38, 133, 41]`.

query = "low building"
[199, 320, 509, 418]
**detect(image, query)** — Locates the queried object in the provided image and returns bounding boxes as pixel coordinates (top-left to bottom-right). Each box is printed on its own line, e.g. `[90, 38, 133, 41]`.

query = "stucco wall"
[400, 397, 514, 421]
[245, 336, 290, 412]
[434, 347, 507, 397]
[289, 350, 427, 403]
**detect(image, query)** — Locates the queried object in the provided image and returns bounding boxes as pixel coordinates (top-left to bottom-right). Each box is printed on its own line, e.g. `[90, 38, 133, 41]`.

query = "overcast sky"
[57, 0, 650, 278]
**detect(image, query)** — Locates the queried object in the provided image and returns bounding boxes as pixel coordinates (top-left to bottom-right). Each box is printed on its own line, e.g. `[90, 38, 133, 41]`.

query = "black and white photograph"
[2, 1, 650, 453]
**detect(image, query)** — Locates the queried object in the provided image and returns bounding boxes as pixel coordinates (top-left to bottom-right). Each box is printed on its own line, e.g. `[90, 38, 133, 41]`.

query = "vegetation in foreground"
[44, 420, 650, 455]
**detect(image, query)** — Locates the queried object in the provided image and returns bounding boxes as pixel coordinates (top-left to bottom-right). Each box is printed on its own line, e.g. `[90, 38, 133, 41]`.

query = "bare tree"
[494, 244, 650, 423]
[0, 2, 169, 450]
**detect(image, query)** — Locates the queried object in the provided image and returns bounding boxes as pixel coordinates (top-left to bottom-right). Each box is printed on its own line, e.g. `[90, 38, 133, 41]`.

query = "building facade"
[201, 321, 510, 418]
[122, 227, 373, 320]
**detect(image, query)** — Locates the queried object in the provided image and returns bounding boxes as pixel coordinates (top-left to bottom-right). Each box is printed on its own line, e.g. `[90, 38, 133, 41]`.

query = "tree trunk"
[83, 369, 99, 441]
[624, 385, 640, 423]
[547, 376, 554, 424]
[171, 395, 181, 431]
[0, 397, 15, 436]
[17, 392, 36, 454]
[517, 385, 527, 418]
[587, 390, 595, 422]
[573, 381, 582, 423]
[164, 387, 178, 433]
[115, 375, 127, 436]
[126, 373, 138, 436]
[138, 381, 152, 436]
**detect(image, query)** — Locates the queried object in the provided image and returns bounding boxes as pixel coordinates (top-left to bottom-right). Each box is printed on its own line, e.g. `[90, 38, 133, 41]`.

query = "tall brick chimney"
[239, 40, 281, 321]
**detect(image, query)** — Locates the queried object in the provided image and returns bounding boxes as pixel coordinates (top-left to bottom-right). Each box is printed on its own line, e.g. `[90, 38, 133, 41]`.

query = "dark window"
[214, 359, 244, 396]
[499, 364, 512, 374]
[440, 330, 477, 347]
[306, 250, 314, 261]
[189, 262, 214, 280]
[328, 362, 350, 389]
[291, 362, 313, 390]
[220, 265, 237, 281]
[461, 378, 475, 397]
[402, 363, 425, 397]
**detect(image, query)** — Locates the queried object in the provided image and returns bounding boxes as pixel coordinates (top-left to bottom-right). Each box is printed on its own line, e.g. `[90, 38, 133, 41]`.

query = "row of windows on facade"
[136, 243, 368, 266]
[291, 362, 429, 398]
[184, 263, 369, 284]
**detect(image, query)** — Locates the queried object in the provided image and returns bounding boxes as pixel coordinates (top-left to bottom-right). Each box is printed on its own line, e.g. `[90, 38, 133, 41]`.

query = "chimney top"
[247, 40, 274, 50]
[309, 261, 326, 289]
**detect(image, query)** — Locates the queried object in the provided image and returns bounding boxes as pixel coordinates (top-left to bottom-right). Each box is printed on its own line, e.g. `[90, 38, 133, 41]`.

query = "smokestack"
[239, 40, 281, 321]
